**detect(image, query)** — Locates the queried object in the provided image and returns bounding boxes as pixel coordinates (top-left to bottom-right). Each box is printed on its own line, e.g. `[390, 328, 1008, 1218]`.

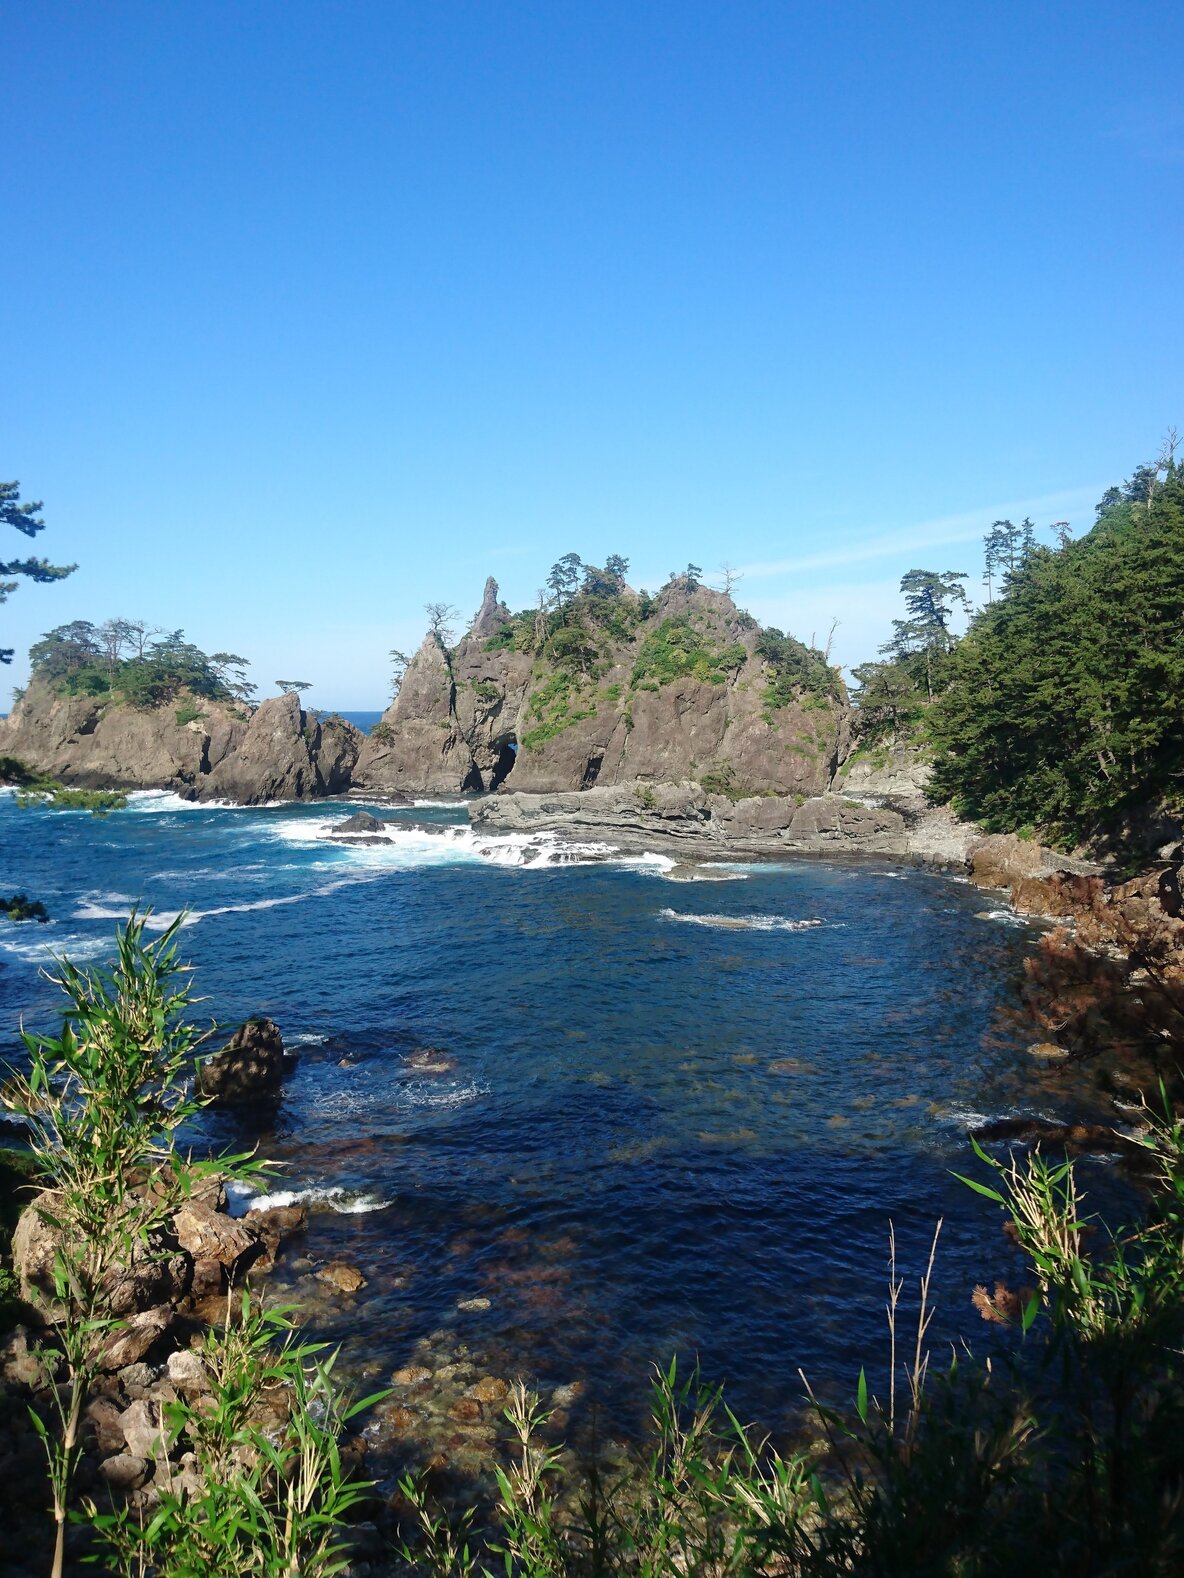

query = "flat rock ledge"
[471, 781, 974, 868]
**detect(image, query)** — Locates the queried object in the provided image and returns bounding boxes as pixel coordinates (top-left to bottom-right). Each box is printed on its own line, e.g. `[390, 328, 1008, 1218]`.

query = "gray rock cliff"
[0, 682, 361, 804]
[355, 578, 852, 797]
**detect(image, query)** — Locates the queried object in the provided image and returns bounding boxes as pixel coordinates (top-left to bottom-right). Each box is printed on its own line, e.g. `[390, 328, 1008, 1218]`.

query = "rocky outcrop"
[0, 683, 362, 804]
[198, 1017, 293, 1103]
[194, 693, 360, 804]
[355, 578, 852, 798]
[0, 681, 247, 790]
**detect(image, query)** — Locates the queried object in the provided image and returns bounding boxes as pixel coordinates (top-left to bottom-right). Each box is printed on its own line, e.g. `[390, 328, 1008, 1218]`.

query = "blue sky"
[2, 1, 1181, 708]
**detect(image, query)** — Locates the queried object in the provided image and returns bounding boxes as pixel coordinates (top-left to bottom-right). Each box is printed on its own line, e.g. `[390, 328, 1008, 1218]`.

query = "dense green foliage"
[0, 754, 127, 813]
[28, 619, 255, 707]
[630, 616, 746, 690]
[1, 917, 377, 1577]
[1, 480, 75, 664]
[481, 552, 839, 753]
[755, 627, 844, 709]
[930, 466, 1184, 842]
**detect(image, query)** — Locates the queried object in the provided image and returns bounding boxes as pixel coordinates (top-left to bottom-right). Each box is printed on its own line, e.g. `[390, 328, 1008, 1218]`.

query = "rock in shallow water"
[316, 1260, 367, 1294]
[198, 1017, 294, 1103]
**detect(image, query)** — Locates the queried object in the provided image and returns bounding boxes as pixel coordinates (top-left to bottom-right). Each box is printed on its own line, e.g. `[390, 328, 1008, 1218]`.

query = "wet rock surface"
[198, 1016, 294, 1103]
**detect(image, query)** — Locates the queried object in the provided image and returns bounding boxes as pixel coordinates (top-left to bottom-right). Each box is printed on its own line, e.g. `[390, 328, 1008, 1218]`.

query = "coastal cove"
[0, 788, 1128, 1451]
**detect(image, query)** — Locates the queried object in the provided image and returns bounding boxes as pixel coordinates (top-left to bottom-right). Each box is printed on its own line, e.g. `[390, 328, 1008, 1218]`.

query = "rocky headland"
[354, 576, 852, 798]
[0, 685, 361, 804]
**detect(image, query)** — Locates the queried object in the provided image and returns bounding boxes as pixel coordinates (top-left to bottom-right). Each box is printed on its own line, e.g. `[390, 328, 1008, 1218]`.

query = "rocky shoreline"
[464, 778, 1100, 879]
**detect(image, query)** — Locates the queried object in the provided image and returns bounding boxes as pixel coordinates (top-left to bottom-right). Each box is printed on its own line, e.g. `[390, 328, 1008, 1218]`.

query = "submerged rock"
[315, 1260, 367, 1294]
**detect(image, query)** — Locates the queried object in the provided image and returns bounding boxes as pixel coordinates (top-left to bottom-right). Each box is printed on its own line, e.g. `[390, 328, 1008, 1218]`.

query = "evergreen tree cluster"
[27, 620, 255, 708]
[928, 458, 1184, 843]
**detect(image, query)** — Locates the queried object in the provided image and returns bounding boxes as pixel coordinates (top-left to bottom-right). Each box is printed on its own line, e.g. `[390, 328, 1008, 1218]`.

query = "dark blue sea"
[0, 788, 1121, 1444]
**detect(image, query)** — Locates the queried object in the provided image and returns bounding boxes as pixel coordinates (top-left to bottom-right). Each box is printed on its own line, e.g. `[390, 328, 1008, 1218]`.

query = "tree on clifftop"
[275, 680, 310, 696]
[1, 481, 76, 663]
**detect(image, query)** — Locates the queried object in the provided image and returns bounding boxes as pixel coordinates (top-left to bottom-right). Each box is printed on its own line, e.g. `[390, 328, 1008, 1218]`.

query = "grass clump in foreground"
[0, 914, 383, 1578]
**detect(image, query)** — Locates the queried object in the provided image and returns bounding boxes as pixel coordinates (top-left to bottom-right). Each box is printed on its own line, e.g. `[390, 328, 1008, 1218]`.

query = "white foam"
[272, 816, 637, 873]
[411, 798, 469, 809]
[660, 908, 825, 932]
[72, 873, 383, 932]
[975, 908, 1030, 928]
[0, 928, 115, 964]
[400, 1078, 490, 1110]
[125, 790, 291, 814]
[226, 1181, 391, 1218]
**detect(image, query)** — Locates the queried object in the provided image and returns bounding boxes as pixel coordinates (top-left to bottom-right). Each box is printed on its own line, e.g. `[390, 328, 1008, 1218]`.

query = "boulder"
[315, 1261, 367, 1294]
[333, 809, 386, 835]
[11, 1191, 189, 1317]
[99, 1307, 174, 1371]
[172, 1201, 265, 1283]
[968, 834, 1045, 890]
[99, 1453, 151, 1493]
[116, 1398, 167, 1460]
[198, 1017, 291, 1103]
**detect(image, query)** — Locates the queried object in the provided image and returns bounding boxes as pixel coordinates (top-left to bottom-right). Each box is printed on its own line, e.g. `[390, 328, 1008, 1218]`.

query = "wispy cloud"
[736, 484, 1103, 581]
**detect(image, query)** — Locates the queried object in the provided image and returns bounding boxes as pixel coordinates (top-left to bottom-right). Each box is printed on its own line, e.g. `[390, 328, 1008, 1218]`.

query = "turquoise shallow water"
[0, 788, 1119, 1436]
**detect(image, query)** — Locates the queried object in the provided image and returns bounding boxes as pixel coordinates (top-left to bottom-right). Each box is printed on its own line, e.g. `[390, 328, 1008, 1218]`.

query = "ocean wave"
[660, 908, 824, 932]
[0, 928, 115, 965]
[124, 790, 292, 813]
[226, 1181, 391, 1217]
[411, 798, 469, 809]
[974, 908, 1030, 928]
[73, 873, 383, 931]
[270, 816, 643, 872]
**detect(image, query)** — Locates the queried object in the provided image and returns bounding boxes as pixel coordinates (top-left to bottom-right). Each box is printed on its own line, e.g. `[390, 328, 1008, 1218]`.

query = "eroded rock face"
[196, 693, 361, 804]
[470, 782, 913, 857]
[198, 1017, 291, 1103]
[0, 683, 363, 804]
[355, 579, 851, 797]
[0, 682, 248, 791]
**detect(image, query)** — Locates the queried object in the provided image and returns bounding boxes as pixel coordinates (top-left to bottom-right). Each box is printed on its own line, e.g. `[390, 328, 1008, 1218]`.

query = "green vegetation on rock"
[630, 616, 746, 690]
[28, 620, 255, 707]
[2, 892, 50, 922]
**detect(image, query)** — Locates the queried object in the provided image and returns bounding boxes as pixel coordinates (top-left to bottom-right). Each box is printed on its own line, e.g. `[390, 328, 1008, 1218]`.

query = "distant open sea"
[331, 709, 383, 733]
[0, 787, 1128, 1446]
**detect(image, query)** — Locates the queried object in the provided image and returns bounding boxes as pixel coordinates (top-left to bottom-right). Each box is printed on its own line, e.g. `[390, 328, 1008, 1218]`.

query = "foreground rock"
[326, 808, 393, 844]
[198, 1017, 293, 1103]
[0, 682, 363, 804]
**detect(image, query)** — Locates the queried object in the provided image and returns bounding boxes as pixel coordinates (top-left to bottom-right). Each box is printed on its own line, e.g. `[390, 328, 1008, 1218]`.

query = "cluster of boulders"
[967, 833, 1184, 1076]
[0, 1016, 324, 1558]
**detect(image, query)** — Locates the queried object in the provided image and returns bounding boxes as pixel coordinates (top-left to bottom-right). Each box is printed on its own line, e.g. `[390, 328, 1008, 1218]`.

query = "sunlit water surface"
[0, 789, 1121, 1443]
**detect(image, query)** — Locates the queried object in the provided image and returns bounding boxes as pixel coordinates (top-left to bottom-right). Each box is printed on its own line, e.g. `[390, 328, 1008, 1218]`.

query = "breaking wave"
[226, 1181, 391, 1218]
[659, 908, 825, 932]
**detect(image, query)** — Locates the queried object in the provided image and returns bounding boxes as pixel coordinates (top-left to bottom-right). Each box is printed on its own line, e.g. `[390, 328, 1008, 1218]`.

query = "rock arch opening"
[489, 735, 518, 791]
